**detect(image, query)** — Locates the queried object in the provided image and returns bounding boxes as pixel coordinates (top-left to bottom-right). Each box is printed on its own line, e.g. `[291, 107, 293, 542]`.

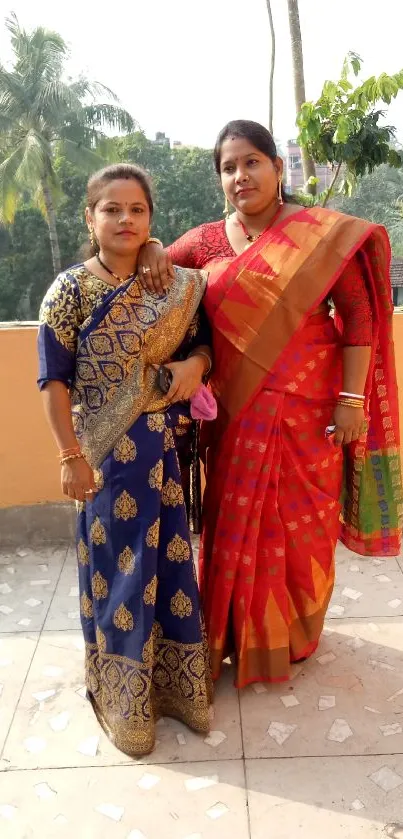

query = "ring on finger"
[142, 266, 151, 275]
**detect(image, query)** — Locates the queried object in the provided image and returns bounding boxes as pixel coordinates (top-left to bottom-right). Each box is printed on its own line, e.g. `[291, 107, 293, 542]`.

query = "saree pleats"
[200, 207, 402, 688]
[78, 407, 212, 755]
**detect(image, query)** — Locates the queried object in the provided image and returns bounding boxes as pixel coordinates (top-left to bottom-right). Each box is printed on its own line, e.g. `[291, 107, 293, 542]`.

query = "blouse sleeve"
[166, 226, 205, 269]
[331, 253, 373, 346]
[37, 272, 81, 390]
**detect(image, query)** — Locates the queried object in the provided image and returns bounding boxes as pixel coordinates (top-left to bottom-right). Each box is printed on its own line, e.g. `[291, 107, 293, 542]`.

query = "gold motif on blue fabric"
[118, 546, 135, 575]
[69, 268, 207, 468]
[147, 413, 165, 433]
[94, 468, 104, 490]
[149, 459, 163, 490]
[77, 538, 89, 565]
[170, 589, 192, 618]
[113, 603, 134, 631]
[162, 478, 184, 507]
[164, 428, 175, 451]
[114, 490, 137, 520]
[92, 571, 108, 600]
[96, 626, 107, 652]
[81, 592, 93, 618]
[146, 519, 160, 548]
[90, 517, 107, 545]
[167, 534, 190, 562]
[143, 575, 158, 606]
[39, 267, 113, 352]
[113, 434, 137, 463]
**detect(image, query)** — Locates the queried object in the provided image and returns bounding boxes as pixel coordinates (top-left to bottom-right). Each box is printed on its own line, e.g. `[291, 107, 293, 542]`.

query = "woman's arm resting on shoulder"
[137, 243, 175, 295]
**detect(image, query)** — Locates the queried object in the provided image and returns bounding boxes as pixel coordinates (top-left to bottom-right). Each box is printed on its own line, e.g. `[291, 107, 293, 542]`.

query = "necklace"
[96, 253, 136, 285]
[236, 204, 282, 249]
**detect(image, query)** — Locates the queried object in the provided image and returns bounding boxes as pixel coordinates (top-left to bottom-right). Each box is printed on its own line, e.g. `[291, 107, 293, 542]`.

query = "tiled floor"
[1, 541, 403, 838]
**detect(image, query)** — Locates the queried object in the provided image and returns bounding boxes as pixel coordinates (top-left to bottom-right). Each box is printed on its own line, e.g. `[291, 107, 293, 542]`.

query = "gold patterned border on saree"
[208, 207, 389, 425]
[71, 267, 207, 468]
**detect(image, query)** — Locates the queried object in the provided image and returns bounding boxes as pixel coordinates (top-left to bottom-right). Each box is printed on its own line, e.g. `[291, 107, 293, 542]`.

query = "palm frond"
[69, 77, 119, 103]
[59, 138, 105, 172]
[0, 67, 30, 114]
[83, 105, 137, 133]
[0, 144, 25, 222]
[16, 131, 52, 187]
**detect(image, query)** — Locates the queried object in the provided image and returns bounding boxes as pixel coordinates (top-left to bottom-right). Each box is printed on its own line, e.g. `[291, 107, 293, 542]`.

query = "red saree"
[199, 206, 402, 688]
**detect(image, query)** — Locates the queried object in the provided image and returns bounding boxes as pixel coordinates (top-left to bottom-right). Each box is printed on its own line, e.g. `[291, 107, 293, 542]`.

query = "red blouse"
[167, 219, 373, 346]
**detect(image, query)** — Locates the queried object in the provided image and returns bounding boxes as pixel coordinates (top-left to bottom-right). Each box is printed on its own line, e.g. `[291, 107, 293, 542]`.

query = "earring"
[89, 226, 96, 249]
[277, 178, 284, 206]
[223, 195, 231, 220]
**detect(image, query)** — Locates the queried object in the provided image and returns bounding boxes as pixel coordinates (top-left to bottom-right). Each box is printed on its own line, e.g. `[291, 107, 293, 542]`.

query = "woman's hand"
[61, 457, 97, 502]
[331, 405, 367, 446]
[165, 357, 206, 403]
[138, 243, 175, 295]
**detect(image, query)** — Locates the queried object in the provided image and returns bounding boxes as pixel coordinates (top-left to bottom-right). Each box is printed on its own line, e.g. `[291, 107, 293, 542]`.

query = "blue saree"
[38, 264, 212, 756]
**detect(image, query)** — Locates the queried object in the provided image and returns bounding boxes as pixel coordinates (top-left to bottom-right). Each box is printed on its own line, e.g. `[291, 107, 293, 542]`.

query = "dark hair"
[87, 163, 154, 216]
[83, 163, 153, 258]
[214, 119, 292, 204]
[214, 120, 278, 174]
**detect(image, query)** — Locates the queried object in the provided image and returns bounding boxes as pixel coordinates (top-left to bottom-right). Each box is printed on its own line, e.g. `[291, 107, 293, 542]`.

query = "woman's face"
[219, 136, 283, 215]
[86, 178, 151, 255]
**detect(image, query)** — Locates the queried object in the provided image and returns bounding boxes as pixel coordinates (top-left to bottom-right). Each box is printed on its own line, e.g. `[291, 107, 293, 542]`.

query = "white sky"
[1, 0, 402, 150]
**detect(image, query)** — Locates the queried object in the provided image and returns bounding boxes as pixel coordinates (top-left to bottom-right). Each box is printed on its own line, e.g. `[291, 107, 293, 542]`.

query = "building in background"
[154, 131, 170, 147]
[391, 258, 403, 307]
[285, 140, 334, 193]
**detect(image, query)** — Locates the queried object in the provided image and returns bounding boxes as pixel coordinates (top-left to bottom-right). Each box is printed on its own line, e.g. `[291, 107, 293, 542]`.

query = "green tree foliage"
[0, 14, 135, 274]
[111, 133, 223, 243]
[334, 164, 403, 256]
[0, 133, 223, 320]
[297, 53, 403, 205]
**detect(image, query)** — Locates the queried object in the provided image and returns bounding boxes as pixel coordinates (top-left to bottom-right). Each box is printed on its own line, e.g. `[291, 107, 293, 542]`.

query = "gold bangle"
[337, 400, 364, 409]
[60, 453, 85, 465]
[188, 350, 212, 375]
[59, 447, 81, 458]
[147, 237, 163, 248]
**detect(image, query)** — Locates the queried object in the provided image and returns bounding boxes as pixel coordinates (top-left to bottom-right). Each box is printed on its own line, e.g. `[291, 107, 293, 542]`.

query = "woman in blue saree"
[37, 163, 212, 756]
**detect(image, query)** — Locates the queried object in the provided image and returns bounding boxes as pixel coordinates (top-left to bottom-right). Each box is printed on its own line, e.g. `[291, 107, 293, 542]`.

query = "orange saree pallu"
[199, 207, 402, 688]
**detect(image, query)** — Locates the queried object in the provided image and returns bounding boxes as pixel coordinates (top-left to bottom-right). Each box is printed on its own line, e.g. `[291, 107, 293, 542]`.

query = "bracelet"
[147, 237, 163, 248]
[60, 453, 85, 465]
[59, 446, 81, 458]
[188, 350, 212, 375]
[339, 391, 365, 400]
[337, 400, 365, 409]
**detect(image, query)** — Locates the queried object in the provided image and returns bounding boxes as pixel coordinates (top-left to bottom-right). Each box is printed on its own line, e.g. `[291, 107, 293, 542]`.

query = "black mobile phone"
[157, 365, 173, 394]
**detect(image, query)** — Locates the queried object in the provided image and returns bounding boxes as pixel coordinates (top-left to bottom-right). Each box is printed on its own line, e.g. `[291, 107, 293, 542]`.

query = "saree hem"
[85, 637, 212, 758]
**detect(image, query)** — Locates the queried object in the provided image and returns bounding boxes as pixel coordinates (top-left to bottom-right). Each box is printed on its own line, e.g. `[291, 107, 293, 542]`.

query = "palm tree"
[286, 0, 316, 193]
[0, 14, 136, 274]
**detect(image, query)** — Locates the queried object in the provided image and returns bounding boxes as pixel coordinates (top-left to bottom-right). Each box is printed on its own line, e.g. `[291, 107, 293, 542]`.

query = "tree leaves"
[297, 53, 403, 205]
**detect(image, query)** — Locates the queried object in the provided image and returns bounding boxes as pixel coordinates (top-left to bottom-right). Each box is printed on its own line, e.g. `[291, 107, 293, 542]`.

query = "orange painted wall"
[1, 327, 64, 507]
[1, 318, 403, 508]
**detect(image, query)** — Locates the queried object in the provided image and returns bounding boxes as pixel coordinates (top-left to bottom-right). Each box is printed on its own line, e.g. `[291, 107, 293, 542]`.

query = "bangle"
[59, 446, 81, 458]
[147, 237, 163, 248]
[188, 350, 212, 375]
[337, 399, 365, 409]
[339, 391, 365, 400]
[60, 453, 85, 465]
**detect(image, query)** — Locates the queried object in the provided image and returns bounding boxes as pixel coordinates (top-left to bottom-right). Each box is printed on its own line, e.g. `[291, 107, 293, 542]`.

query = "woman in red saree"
[139, 120, 402, 687]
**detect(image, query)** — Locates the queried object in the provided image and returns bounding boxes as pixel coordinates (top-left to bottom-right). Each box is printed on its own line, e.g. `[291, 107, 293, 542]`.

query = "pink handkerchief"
[190, 384, 217, 421]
